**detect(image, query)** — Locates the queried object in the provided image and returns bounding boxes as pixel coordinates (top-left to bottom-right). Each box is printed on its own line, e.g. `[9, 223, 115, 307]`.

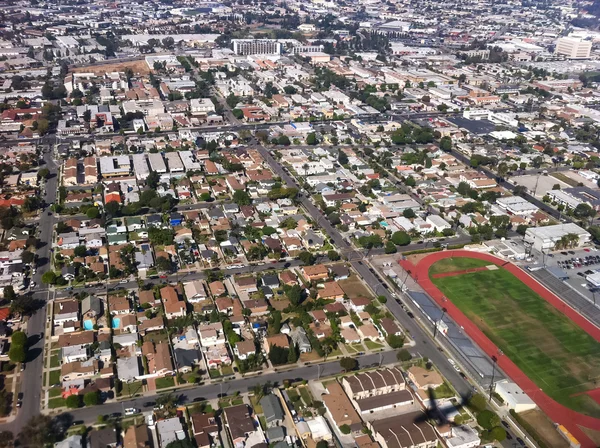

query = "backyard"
[430, 258, 600, 417]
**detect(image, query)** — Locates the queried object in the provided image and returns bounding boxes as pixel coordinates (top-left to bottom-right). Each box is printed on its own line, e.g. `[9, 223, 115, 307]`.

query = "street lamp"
[433, 307, 447, 339]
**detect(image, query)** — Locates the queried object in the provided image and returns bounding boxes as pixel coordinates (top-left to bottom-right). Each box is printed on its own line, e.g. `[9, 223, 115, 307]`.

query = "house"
[161, 286, 186, 319]
[318, 282, 345, 301]
[184, 280, 207, 302]
[108, 295, 130, 315]
[198, 322, 225, 347]
[88, 428, 118, 448]
[142, 341, 174, 376]
[123, 424, 150, 448]
[235, 340, 257, 360]
[348, 297, 370, 313]
[260, 394, 284, 428]
[208, 281, 226, 297]
[264, 334, 289, 354]
[342, 367, 405, 400]
[54, 299, 80, 327]
[139, 316, 165, 335]
[290, 327, 311, 353]
[236, 276, 258, 293]
[191, 413, 219, 448]
[204, 344, 231, 369]
[367, 412, 437, 448]
[55, 435, 83, 448]
[380, 318, 402, 337]
[117, 356, 141, 383]
[302, 264, 329, 281]
[357, 323, 382, 341]
[329, 264, 350, 280]
[156, 418, 186, 447]
[61, 359, 99, 382]
[279, 270, 298, 286]
[261, 274, 279, 289]
[224, 405, 257, 448]
[407, 366, 443, 390]
[321, 381, 362, 433]
[138, 290, 159, 307]
[341, 327, 361, 343]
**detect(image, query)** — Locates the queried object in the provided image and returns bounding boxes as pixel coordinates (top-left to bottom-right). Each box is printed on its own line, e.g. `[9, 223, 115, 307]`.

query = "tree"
[232, 109, 243, 119]
[468, 393, 487, 413]
[396, 349, 412, 362]
[299, 251, 316, 265]
[268, 345, 289, 366]
[74, 245, 87, 257]
[287, 344, 298, 363]
[403, 208, 416, 219]
[391, 231, 411, 246]
[306, 133, 317, 145]
[384, 241, 397, 254]
[19, 415, 61, 447]
[477, 410, 501, 430]
[327, 250, 340, 261]
[316, 441, 329, 448]
[21, 250, 35, 264]
[8, 344, 26, 363]
[104, 200, 120, 217]
[165, 440, 195, 448]
[404, 176, 416, 187]
[233, 190, 251, 206]
[339, 357, 358, 371]
[387, 334, 405, 348]
[489, 426, 507, 442]
[162, 36, 175, 49]
[516, 224, 529, 236]
[574, 203, 596, 221]
[261, 226, 277, 236]
[147, 171, 160, 189]
[66, 394, 82, 409]
[338, 150, 349, 165]
[41, 271, 57, 285]
[339, 424, 351, 435]
[156, 256, 172, 273]
[86, 207, 99, 219]
[3, 286, 16, 303]
[37, 168, 49, 180]
[83, 391, 100, 406]
[11, 331, 27, 347]
[278, 135, 291, 146]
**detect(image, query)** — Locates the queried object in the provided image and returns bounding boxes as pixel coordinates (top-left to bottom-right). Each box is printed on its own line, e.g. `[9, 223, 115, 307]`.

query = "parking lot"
[528, 248, 600, 327]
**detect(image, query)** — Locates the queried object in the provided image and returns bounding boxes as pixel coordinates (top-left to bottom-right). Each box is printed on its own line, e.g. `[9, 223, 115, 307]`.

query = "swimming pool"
[83, 320, 93, 331]
[112, 317, 120, 329]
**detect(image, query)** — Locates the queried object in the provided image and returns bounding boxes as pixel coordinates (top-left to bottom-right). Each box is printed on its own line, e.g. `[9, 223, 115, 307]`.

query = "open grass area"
[338, 276, 372, 299]
[48, 397, 66, 409]
[50, 351, 60, 368]
[428, 257, 490, 275]
[48, 388, 62, 398]
[121, 381, 144, 397]
[430, 259, 600, 417]
[155, 376, 175, 389]
[364, 339, 385, 351]
[48, 370, 60, 386]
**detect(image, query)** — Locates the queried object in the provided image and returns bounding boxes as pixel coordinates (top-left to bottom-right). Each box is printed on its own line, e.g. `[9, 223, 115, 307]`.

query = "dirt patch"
[70, 59, 150, 76]
[520, 410, 569, 448]
[405, 253, 431, 267]
[271, 298, 290, 311]
[338, 275, 373, 299]
[300, 351, 321, 362]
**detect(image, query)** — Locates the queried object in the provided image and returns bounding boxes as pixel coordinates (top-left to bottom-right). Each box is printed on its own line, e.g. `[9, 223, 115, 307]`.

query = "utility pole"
[317, 364, 321, 380]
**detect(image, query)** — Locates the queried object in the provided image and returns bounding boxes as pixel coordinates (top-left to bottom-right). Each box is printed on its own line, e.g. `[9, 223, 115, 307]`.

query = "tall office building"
[555, 37, 592, 59]
[232, 39, 282, 55]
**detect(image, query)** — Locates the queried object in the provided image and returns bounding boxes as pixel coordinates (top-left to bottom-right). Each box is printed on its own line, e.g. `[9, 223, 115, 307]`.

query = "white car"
[453, 365, 461, 372]
[124, 408, 139, 416]
[146, 414, 155, 426]
[447, 358, 456, 366]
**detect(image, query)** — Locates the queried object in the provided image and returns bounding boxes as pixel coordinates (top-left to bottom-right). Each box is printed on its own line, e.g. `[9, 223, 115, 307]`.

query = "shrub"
[339, 424, 351, 434]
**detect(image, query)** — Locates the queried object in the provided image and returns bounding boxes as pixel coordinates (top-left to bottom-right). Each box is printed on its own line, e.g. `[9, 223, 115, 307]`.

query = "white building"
[494, 380, 536, 412]
[445, 425, 481, 448]
[524, 223, 590, 252]
[496, 196, 538, 216]
[232, 39, 282, 55]
[147, 153, 167, 174]
[555, 37, 592, 59]
[190, 98, 216, 114]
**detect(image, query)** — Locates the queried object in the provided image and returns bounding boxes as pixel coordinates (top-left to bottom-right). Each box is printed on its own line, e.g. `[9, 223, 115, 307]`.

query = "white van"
[124, 408, 139, 416]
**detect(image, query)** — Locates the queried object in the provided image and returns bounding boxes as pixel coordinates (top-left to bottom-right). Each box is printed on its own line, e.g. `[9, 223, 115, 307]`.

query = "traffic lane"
[54, 259, 306, 298]
[65, 351, 399, 424]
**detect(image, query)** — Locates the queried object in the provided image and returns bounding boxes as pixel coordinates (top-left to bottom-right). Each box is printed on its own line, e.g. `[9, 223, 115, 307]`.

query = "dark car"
[502, 421, 510, 429]
[407, 311, 415, 318]
[110, 412, 121, 418]
[506, 432, 513, 440]
[143, 401, 156, 407]
[516, 437, 525, 446]
[47, 211, 52, 216]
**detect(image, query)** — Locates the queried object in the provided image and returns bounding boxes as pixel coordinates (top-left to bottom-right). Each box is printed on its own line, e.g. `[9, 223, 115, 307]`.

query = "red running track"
[399, 250, 600, 447]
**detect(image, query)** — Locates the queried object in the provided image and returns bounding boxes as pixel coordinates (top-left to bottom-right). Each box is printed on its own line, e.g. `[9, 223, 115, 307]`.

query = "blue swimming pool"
[83, 320, 93, 331]
[112, 318, 120, 329]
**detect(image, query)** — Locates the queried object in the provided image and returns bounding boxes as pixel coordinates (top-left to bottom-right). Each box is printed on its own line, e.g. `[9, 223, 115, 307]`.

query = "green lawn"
[49, 388, 62, 398]
[48, 370, 60, 386]
[50, 351, 60, 368]
[155, 376, 175, 389]
[364, 339, 384, 351]
[429, 257, 490, 275]
[430, 259, 600, 417]
[121, 381, 144, 397]
[298, 387, 314, 407]
[48, 397, 66, 409]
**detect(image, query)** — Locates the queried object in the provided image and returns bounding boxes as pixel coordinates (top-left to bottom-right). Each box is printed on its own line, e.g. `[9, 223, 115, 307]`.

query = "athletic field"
[430, 258, 600, 418]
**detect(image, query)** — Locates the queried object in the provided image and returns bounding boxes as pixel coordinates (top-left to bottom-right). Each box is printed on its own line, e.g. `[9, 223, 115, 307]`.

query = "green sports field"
[430, 258, 600, 417]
